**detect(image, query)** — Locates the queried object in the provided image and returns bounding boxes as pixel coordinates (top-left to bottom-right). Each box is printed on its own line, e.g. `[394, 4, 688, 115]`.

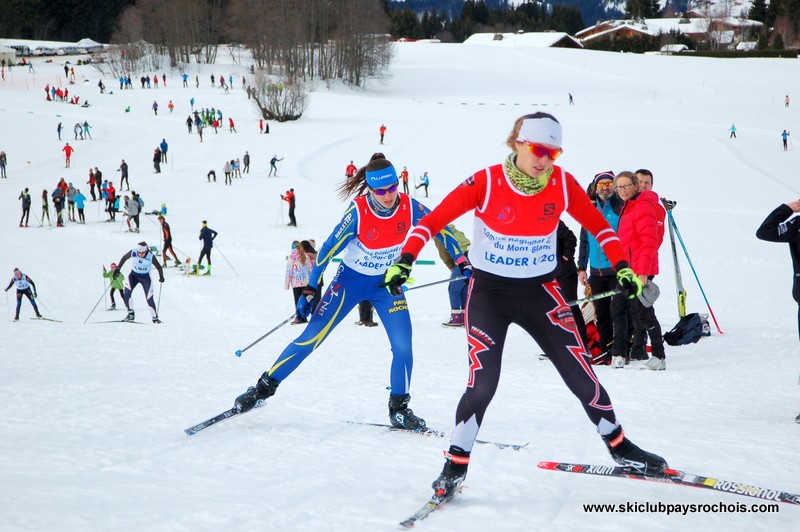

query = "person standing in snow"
[124, 194, 140, 232]
[399, 166, 409, 194]
[103, 263, 127, 310]
[228, 117, 236, 133]
[57, 122, 63, 140]
[18, 188, 31, 227]
[62, 143, 74, 167]
[232, 154, 465, 432]
[5, 268, 42, 321]
[117, 242, 164, 323]
[87, 168, 98, 201]
[345, 160, 357, 178]
[186, 115, 193, 133]
[782, 130, 790, 151]
[66, 182, 77, 222]
[73, 123, 83, 140]
[158, 216, 181, 267]
[243, 152, 250, 174]
[729, 124, 737, 138]
[82, 121, 92, 140]
[196, 221, 218, 276]
[379, 123, 386, 144]
[152, 101, 158, 115]
[281, 188, 297, 226]
[284, 240, 314, 324]
[160, 139, 168, 163]
[382, 113, 667, 502]
[39, 189, 51, 226]
[119, 160, 129, 190]
[153, 148, 161, 173]
[74, 188, 86, 224]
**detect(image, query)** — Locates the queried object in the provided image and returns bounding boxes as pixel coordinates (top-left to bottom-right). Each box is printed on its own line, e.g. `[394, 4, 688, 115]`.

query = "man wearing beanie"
[577, 171, 625, 365]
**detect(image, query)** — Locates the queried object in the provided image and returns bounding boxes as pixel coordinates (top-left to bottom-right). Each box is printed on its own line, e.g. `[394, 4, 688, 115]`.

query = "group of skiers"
[231, 114, 669, 509]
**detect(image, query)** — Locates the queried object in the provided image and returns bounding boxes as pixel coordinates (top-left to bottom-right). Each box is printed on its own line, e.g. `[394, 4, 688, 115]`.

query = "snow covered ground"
[0, 41, 798, 531]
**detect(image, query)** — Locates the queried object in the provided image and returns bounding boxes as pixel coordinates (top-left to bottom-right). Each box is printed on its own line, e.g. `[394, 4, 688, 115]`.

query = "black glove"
[159, 276, 165, 283]
[382, 253, 414, 296]
[456, 256, 472, 279]
[615, 261, 642, 300]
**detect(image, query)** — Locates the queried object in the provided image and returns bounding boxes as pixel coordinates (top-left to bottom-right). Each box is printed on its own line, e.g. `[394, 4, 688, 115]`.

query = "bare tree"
[250, 72, 307, 121]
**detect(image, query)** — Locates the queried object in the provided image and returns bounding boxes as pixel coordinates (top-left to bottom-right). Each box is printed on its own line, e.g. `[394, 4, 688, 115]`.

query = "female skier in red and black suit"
[383, 113, 668, 502]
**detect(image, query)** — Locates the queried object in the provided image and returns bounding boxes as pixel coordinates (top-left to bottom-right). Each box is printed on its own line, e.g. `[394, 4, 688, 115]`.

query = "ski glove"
[295, 286, 316, 320]
[158, 276, 165, 283]
[456, 255, 472, 279]
[615, 261, 642, 300]
[382, 253, 414, 296]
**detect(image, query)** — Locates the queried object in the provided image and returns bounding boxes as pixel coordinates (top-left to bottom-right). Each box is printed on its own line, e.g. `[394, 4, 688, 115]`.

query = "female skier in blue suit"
[233, 155, 467, 430]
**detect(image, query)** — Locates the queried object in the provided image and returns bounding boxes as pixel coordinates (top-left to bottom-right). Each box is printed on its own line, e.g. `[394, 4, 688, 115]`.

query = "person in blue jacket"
[577, 171, 625, 363]
[74, 189, 87, 224]
[159, 139, 168, 163]
[196, 220, 218, 275]
[233, 154, 467, 430]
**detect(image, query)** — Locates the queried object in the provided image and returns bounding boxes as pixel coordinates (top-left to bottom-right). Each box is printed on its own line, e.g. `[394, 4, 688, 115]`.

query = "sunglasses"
[523, 142, 563, 161]
[372, 184, 398, 196]
[595, 182, 613, 189]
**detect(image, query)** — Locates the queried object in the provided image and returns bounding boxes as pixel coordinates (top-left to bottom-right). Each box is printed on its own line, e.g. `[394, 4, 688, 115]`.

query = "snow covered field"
[0, 40, 798, 531]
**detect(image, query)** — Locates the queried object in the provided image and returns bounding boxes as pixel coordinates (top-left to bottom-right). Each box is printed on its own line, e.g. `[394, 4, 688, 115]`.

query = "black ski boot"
[125, 310, 135, 322]
[234, 373, 280, 413]
[602, 426, 667, 476]
[432, 446, 470, 501]
[388, 393, 426, 430]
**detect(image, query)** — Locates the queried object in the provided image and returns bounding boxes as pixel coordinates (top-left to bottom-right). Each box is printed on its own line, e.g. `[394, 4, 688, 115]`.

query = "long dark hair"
[336, 152, 388, 200]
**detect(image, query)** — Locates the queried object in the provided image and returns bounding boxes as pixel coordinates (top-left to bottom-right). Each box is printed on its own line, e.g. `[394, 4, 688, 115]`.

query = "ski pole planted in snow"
[214, 245, 239, 276]
[235, 314, 296, 357]
[84, 284, 112, 324]
[661, 198, 687, 317]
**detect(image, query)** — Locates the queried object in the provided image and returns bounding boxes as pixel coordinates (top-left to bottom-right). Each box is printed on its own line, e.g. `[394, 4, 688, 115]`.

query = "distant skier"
[152, 100, 158, 115]
[160, 139, 168, 163]
[196, 221, 218, 276]
[782, 130, 790, 151]
[0, 150, 7, 178]
[62, 143, 74, 167]
[119, 160, 129, 190]
[4, 268, 42, 321]
[57, 122, 63, 140]
[269, 155, 283, 177]
[102, 263, 127, 311]
[729, 124, 737, 139]
[117, 242, 164, 324]
[415, 171, 430, 197]
[345, 160, 357, 178]
[569, 92, 574, 105]
[159, 216, 181, 267]
[243, 151, 250, 174]
[379, 123, 386, 144]
[18, 188, 31, 227]
[82, 121, 92, 140]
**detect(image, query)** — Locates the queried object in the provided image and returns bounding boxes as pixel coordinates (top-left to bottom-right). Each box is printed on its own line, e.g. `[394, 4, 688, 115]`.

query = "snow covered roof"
[76, 38, 103, 47]
[464, 32, 582, 48]
[578, 17, 762, 40]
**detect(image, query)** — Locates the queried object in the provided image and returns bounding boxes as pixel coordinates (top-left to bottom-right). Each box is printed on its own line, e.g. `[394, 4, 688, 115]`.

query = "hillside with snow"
[0, 40, 797, 531]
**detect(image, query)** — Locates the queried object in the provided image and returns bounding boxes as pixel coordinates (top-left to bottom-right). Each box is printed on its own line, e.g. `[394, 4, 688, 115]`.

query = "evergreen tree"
[747, 0, 769, 23]
[772, 32, 785, 49]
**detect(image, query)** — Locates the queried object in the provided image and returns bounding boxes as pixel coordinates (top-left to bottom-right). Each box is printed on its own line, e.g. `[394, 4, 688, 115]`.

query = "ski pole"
[661, 198, 687, 318]
[565, 288, 621, 307]
[83, 284, 112, 324]
[103, 276, 108, 310]
[401, 275, 466, 293]
[235, 314, 295, 357]
[156, 281, 163, 314]
[33, 294, 56, 321]
[214, 245, 239, 276]
[666, 210, 724, 334]
[5, 290, 10, 321]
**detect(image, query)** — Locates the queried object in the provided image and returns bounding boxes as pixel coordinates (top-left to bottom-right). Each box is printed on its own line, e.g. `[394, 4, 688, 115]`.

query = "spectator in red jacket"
[345, 160, 357, 178]
[614, 171, 665, 370]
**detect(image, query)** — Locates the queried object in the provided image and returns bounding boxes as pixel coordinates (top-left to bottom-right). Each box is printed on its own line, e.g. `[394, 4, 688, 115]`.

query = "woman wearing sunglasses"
[233, 154, 467, 432]
[383, 113, 668, 502]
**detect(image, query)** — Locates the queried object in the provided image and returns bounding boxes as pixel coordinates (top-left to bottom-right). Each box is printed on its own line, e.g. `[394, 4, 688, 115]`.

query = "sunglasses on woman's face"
[523, 142, 563, 161]
[372, 184, 398, 196]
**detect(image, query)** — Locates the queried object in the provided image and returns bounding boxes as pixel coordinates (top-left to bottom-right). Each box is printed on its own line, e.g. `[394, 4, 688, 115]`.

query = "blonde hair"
[614, 171, 637, 187]
[293, 240, 308, 265]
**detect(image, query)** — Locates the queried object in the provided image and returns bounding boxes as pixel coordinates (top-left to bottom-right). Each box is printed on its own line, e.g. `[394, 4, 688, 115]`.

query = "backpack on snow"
[663, 312, 711, 346]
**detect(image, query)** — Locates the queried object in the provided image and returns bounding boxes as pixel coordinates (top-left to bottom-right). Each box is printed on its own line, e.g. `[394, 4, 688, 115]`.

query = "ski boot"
[152, 317, 161, 324]
[125, 310, 135, 322]
[602, 426, 667, 476]
[174, 260, 182, 268]
[431, 446, 470, 501]
[234, 373, 280, 413]
[110, 303, 116, 310]
[13, 315, 19, 322]
[388, 394, 426, 430]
